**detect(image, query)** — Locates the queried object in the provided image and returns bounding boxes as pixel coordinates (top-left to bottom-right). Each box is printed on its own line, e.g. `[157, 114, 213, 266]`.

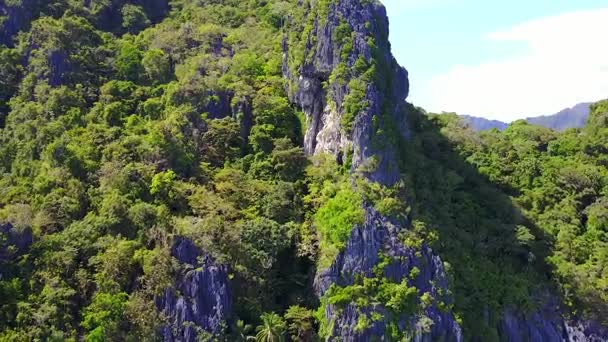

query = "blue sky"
[381, 0, 608, 121]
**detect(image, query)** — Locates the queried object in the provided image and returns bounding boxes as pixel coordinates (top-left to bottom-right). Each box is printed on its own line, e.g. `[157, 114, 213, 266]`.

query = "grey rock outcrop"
[316, 206, 463, 341]
[283, 0, 408, 185]
[157, 236, 231, 342]
[283, 0, 461, 339]
[499, 295, 608, 342]
[565, 320, 608, 342]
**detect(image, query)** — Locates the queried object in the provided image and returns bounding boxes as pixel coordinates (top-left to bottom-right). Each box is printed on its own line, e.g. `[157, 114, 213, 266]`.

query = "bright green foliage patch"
[314, 186, 364, 249]
[304, 155, 365, 270]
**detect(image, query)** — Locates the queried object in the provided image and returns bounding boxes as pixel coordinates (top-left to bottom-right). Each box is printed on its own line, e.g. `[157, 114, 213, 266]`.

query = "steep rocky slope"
[280, 0, 607, 340]
[281, 0, 462, 339]
[156, 237, 231, 341]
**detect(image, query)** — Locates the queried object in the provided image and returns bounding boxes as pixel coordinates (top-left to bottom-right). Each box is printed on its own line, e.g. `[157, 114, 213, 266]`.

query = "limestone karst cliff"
[280, 0, 608, 341]
[281, 0, 462, 339]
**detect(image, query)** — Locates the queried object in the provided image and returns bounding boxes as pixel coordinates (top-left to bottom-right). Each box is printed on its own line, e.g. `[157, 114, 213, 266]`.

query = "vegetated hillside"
[430, 102, 608, 322]
[461, 102, 592, 132]
[0, 0, 606, 341]
[1, 0, 314, 340]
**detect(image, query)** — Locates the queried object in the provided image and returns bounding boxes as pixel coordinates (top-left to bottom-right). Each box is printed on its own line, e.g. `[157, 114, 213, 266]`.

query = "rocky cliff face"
[316, 207, 463, 341]
[283, 0, 462, 340]
[156, 237, 231, 342]
[499, 297, 608, 342]
[283, 0, 409, 185]
[283, 0, 608, 341]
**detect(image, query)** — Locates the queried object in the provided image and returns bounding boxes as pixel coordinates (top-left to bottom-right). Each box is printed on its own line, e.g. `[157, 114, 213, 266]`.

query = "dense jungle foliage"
[0, 0, 318, 340]
[397, 103, 608, 339]
[423, 103, 608, 323]
[0, 0, 606, 341]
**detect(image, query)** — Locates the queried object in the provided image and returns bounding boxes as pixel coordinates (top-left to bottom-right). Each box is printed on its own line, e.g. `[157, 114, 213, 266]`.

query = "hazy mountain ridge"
[460, 115, 509, 131]
[461, 102, 593, 131]
[527, 102, 592, 130]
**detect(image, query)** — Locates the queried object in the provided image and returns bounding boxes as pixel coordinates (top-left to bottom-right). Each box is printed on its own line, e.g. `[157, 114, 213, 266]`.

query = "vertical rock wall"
[157, 237, 231, 342]
[283, 0, 462, 340]
[282, 0, 608, 341]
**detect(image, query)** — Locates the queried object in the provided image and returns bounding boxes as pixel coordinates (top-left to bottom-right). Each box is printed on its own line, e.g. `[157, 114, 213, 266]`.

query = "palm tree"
[255, 312, 286, 342]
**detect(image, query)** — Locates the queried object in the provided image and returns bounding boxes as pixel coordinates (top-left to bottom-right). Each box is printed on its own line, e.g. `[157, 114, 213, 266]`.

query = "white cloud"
[421, 8, 608, 121]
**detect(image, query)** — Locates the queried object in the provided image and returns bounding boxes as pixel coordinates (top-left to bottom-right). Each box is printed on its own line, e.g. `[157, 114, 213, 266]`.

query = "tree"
[121, 4, 151, 33]
[314, 186, 364, 250]
[142, 49, 171, 84]
[271, 138, 307, 182]
[0, 46, 21, 125]
[90, 238, 140, 292]
[201, 118, 243, 166]
[255, 312, 286, 342]
[115, 42, 144, 82]
[284, 306, 316, 341]
[82, 292, 129, 342]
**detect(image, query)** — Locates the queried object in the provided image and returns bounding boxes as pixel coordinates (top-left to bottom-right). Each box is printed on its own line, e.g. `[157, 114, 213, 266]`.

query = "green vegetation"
[0, 0, 401, 339]
[341, 78, 369, 133]
[284, 305, 317, 341]
[0, 0, 321, 339]
[0, 0, 606, 340]
[435, 103, 608, 322]
[303, 154, 362, 269]
[314, 186, 364, 252]
[397, 104, 608, 338]
[255, 312, 286, 342]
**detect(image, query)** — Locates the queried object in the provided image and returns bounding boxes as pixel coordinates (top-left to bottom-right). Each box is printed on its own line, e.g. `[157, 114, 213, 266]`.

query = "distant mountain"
[461, 102, 592, 131]
[460, 115, 508, 131]
[526, 102, 591, 131]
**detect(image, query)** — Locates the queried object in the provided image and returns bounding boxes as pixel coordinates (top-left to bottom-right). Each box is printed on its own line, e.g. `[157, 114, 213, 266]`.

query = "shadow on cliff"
[396, 105, 608, 339]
